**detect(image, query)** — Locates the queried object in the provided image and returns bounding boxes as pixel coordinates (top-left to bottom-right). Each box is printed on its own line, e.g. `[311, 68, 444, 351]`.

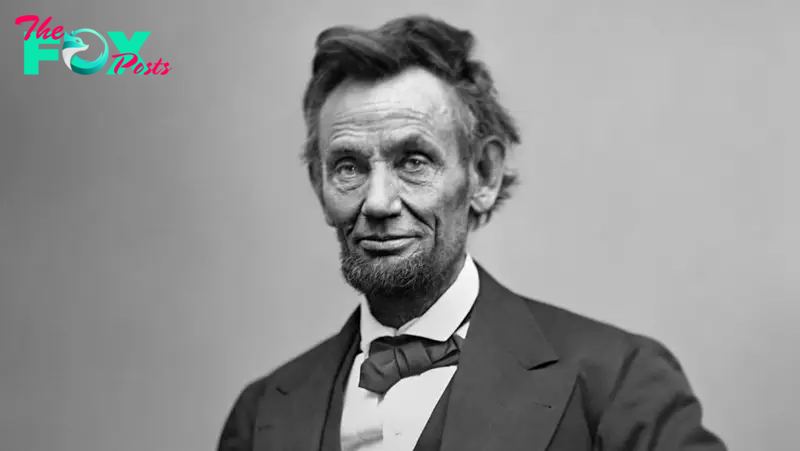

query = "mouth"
[356, 235, 418, 254]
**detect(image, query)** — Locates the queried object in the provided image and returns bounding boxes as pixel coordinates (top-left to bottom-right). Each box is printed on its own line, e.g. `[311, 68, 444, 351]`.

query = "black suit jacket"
[219, 263, 727, 451]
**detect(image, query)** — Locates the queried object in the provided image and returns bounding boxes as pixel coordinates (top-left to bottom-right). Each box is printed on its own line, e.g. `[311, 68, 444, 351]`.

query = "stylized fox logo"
[60, 29, 109, 75]
[61, 31, 89, 70]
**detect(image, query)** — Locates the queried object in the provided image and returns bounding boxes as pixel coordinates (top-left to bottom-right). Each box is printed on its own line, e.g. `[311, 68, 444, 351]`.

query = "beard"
[336, 226, 467, 323]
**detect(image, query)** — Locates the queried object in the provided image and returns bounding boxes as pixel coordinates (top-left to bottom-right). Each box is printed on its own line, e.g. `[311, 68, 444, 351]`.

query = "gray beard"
[337, 232, 466, 326]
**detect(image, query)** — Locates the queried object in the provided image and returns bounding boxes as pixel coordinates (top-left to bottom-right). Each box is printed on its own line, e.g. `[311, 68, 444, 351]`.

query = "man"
[218, 15, 727, 451]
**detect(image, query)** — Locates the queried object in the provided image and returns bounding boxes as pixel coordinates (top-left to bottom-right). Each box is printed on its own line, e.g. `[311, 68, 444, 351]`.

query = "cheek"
[322, 186, 363, 224]
[436, 170, 471, 213]
[439, 186, 471, 234]
[412, 177, 471, 232]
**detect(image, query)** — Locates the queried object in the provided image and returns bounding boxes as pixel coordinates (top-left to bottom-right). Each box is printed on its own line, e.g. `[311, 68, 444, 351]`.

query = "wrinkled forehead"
[317, 68, 462, 149]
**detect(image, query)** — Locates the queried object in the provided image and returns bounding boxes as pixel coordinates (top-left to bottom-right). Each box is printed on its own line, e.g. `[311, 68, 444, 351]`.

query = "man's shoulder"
[519, 294, 668, 368]
[515, 294, 713, 440]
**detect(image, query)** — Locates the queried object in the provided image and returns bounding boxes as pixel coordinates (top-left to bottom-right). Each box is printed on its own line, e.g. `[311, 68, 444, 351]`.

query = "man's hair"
[302, 15, 521, 228]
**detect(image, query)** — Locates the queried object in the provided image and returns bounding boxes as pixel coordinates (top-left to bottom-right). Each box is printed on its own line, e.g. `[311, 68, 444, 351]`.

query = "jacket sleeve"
[217, 379, 265, 451]
[595, 337, 728, 451]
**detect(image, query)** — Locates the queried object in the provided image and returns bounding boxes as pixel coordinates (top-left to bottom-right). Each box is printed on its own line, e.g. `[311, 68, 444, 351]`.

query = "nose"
[361, 164, 402, 219]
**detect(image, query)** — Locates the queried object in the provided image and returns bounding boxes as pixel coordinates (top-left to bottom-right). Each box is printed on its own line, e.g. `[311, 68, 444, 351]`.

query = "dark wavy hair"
[301, 15, 521, 228]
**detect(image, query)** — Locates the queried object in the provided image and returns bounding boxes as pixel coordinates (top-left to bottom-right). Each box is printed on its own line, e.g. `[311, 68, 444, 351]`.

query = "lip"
[357, 236, 417, 253]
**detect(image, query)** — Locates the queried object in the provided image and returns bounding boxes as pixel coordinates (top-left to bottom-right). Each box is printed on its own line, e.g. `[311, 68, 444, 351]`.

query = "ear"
[468, 136, 506, 215]
[308, 163, 335, 227]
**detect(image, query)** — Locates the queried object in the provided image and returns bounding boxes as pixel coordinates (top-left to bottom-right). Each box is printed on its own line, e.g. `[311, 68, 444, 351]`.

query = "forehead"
[318, 68, 460, 147]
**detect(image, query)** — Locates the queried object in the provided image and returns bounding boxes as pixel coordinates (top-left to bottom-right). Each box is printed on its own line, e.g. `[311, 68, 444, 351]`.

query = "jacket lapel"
[253, 310, 359, 451]
[440, 264, 578, 451]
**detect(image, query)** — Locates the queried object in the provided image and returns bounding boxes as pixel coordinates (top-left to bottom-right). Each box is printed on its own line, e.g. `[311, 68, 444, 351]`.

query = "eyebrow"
[327, 134, 441, 158]
[392, 135, 439, 154]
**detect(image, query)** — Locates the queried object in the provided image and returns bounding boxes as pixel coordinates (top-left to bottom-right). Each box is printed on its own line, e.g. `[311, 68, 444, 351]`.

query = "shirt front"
[339, 254, 480, 451]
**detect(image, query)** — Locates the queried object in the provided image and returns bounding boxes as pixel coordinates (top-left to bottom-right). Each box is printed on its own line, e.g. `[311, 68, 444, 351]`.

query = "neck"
[367, 254, 467, 329]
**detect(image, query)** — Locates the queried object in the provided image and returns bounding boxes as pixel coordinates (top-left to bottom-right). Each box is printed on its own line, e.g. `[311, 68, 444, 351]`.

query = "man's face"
[316, 67, 472, 302]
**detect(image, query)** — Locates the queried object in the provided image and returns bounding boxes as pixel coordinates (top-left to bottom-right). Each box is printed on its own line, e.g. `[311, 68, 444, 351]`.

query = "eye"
[400, 154, 430, 172]
[333, 159, 361, 179]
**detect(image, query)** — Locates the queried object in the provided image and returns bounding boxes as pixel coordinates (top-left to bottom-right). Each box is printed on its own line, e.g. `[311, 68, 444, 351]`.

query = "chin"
[365, 253, 418, 268]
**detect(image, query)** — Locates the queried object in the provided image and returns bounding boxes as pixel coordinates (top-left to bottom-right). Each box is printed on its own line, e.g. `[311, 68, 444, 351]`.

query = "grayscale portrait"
[217, 16, 728, 451]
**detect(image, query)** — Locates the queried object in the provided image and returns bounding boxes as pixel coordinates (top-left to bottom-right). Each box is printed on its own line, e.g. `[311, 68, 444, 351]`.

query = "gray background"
[1, 1, 797, 450]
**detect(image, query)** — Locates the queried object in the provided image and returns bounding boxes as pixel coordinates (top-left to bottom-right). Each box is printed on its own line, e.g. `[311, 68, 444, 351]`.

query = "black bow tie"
[358, 334, 464, 395]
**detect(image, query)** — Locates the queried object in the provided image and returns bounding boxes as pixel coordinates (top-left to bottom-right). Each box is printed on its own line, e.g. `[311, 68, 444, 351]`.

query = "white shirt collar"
[358, 254, 480, 354]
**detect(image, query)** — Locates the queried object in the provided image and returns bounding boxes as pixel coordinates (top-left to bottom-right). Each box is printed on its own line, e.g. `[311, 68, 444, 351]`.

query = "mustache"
[352, 231, 421, 241]
[336, 221, 421, 241]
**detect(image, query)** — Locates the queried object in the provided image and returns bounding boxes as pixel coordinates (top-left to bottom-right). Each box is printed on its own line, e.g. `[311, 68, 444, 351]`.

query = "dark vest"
[318, 331, 454, 451]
